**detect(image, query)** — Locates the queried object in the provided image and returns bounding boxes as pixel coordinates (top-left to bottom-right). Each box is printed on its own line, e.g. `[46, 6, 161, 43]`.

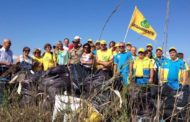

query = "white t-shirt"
[63, 46, 69, 51]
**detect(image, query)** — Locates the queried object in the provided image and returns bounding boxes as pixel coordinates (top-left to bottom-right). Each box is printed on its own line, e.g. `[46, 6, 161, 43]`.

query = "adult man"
[87, 38, 93, 45]
[153, 47, 168, 84]
[126, 42, 132, 52]
[177, 53, 184, 60]
[160, 47, 188, 90]
[133, 48, 154, 85]
[96, 40, 113, 79]
[69, 38, 83, 65]
[68, 36, 81, 51]
[92, 40, 101, 55]
[146, 43, 153, 51]
[63, 38, 69, 51]
[0, 39, 13, 75]
[131, 46, 137, 60]
[114, 42, 133, 86]
[177, 52, 189, 71]
[69, 38, 83, 81]
[154, 47, 167, 67]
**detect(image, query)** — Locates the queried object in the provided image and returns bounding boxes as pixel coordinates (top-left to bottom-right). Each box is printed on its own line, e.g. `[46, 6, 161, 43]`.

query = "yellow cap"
[126, 42, 131, 46]
[156, 47, 163, 51]
[147, 43, 152, 47]
[115, 43, 119, 47]
[169, 47, 177, 52]
[138, 48, 145, 53]
[96, 40, 100, 44]
[100, 40, 106, 45]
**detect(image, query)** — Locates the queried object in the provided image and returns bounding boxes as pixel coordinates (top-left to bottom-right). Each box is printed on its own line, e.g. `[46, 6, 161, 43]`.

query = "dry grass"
[1, 77, 190, 122]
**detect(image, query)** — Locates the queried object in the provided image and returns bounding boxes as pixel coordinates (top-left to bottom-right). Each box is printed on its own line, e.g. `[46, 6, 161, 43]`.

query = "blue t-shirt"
[155, 56, 168, 68]
[161, 58, 186, 90]
[92, 50, 97, 55]
[114, 52, 132, 74]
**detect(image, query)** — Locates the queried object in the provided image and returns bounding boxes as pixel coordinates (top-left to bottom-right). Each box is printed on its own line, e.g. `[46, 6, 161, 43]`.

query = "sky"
[0, 0, 189, 60]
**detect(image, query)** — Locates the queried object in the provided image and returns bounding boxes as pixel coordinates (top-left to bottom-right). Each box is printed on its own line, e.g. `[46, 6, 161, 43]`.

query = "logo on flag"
[128, 6, 157, 41]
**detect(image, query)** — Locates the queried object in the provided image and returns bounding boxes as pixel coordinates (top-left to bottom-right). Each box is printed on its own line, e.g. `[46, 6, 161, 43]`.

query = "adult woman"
[32, 48, 43, 72]
[16, 47, 33, 70]
[56, 41, 69, 66]
[42, 43, 56, 71]
[80, 43, 93, 74]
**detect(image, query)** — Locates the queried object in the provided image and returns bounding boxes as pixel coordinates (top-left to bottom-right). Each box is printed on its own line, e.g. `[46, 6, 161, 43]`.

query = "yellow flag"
[129, 6, 157, 40]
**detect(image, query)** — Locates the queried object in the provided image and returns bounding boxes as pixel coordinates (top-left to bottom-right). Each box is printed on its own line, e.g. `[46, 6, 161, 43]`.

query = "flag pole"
[123, 6, 137, 42]
[123, 27, 130, 42]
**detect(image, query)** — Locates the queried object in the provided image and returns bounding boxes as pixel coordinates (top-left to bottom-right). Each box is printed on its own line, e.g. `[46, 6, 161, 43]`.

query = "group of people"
[0, 36, 189, 93]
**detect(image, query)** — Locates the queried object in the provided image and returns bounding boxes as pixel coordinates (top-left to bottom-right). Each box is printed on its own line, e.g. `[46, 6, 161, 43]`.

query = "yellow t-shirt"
[42, 52, 56, 71]
[32, 56, 43, 71]
[133, 57, 154, 77]
[96, 49, 113, 70]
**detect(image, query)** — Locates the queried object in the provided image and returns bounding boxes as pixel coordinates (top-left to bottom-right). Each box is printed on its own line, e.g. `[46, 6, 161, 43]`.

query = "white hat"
[88, 38, 93, 42]
[74, 35, 81, 40]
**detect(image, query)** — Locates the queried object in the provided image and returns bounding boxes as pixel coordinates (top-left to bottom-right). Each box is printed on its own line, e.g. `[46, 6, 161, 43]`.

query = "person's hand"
[129, 72, 133, 81]
[114, 72, 120, 77]
[81, 60, 85, 65]
[181, 81, 187, 86]
[148, 78, 153, 84]
[102, 62, 110, 67]
[5, 62, 12, 66]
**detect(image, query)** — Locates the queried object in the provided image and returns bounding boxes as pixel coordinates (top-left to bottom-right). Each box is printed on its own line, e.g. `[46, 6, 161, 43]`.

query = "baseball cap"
[74, 35, 81, 40]
[156, 47, 163, 51]
[88, 38, 93, 42]
[138, 48, 145, 53]
[100, 40, 107, 45]
[126, 42, 132, 46]
[147, 43, 153, 47]
[169, 47, 177, 52]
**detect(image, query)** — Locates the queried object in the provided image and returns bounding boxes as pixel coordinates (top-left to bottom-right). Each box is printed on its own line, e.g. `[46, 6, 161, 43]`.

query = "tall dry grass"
[0, 77, 190, 122]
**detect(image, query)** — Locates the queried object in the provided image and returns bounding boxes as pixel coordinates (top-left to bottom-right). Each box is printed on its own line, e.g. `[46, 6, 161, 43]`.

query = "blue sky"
[0, 0, 189, 60]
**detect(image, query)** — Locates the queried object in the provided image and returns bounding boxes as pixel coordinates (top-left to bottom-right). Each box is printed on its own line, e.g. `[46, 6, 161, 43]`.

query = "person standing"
[16, 47, 33, 70]
[92, 40, 101, 55]
[114, 42, 133, 86]
[87, 38, 94, 45]
[42, 43, 56, 71]
[63, 38, 69, 51]
[69, 37, 83, 81]
[160, 47, 188, 89]
[131, 46, 137, 60]
[32, 48, 43, 72]
[146, 43, 156, 58]
[56, 41, 69, 66]
[133, 48, 154, 85]
[0, 39, 13, 75]
[154, 47, 168, 84]
[96, 40, 113, 79]
[126, 42, 132, 52]
[109, 41, 116, 49]
[80, 43, 93, 75]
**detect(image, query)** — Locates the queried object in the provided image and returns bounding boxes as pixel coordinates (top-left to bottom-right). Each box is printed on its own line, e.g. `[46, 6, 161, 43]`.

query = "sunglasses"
[101, 44, 106, 46]
[119, 46, 125, 48]
[138, 52, 144, 54]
